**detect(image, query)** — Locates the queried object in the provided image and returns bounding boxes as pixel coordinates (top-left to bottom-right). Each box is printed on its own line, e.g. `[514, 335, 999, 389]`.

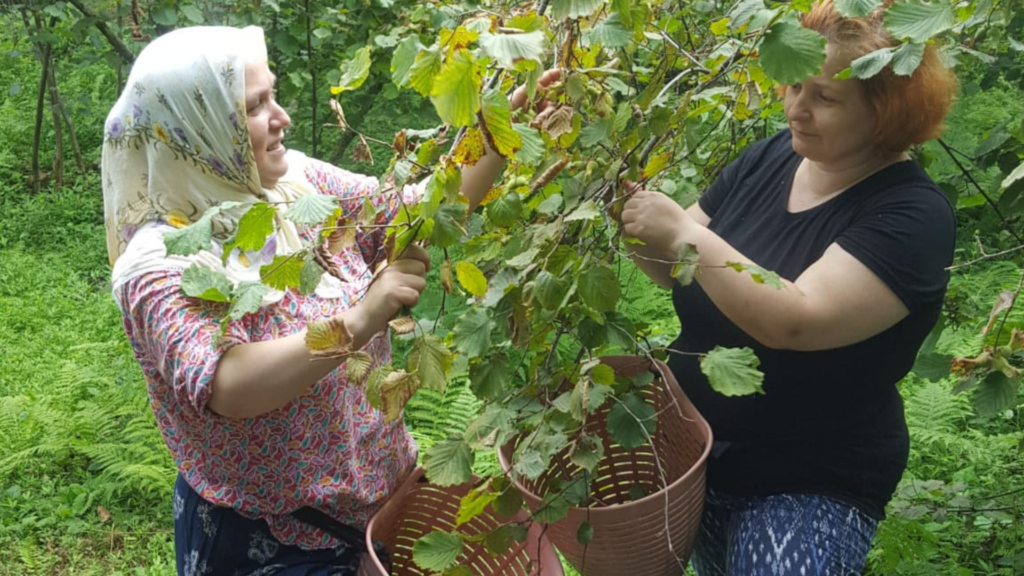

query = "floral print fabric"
[116, 158, 419, 550]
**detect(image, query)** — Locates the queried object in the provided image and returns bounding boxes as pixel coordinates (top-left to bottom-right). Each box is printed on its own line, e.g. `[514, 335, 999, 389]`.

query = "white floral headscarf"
[102, 26, 341, 300]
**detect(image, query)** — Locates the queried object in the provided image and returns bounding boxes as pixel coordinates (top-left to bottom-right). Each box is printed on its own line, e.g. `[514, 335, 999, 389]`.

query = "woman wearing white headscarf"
[103, 26, 537, 575]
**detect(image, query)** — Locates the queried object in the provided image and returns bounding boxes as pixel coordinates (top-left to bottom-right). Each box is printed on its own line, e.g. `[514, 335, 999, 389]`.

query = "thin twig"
[937, 138, 1023, 243]
[947, 243, 1024, 270]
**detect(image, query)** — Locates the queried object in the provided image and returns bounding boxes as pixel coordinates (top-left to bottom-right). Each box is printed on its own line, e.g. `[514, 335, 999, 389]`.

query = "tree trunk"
[21, 7, 50, 194]
[304, 0, 317, 157]
[51, 66, 85, 176]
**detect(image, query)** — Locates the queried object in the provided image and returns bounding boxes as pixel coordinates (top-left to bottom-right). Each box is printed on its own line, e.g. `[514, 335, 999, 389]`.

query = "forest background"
[0, 0, 1021, 574]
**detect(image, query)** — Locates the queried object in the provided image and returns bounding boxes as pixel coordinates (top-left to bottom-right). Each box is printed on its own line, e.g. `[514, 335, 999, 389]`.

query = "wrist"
[343, 303, 380, 350]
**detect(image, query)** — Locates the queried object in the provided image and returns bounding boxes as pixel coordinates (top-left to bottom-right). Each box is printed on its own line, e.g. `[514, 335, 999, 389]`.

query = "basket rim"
[497, 355, 714, 512]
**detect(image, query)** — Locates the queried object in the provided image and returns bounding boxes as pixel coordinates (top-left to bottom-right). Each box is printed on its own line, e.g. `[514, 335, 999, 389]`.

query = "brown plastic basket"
[357, 467, 564, 576]
[498, 356, 712, 576]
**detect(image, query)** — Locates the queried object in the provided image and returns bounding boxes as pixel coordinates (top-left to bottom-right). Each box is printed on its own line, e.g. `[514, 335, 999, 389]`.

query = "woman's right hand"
[349, 244, 430, 338]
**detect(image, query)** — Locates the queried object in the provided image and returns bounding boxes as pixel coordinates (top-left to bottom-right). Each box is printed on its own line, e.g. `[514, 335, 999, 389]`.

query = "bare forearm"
[461, 145, 506, 212]
[208, 306, 377, 419]
[679, 226, 806, 348]
[626, 241, 676, 289]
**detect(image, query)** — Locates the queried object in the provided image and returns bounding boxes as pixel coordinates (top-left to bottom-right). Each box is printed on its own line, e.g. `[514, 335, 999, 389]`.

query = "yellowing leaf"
[440, 258, 454, 294]
[327, 222, 357, 254]
[430, 49, 482, 127]
[453, 127, 486, 166]
[643, 152, 672, 179]
[480, 89, 522, 158]
[331, 46, 372, 94]
[379, 369, 421, 423]
[345, 350, 373, 383]
[305, 316, 354, 358]
[409, 333, 453, 392]
[409, 45, 443, 97]
[456, 261, 488, 297]
[710, 17, 731, 36]
[457, 485, 498, 527]
[439, 26, 479, 56]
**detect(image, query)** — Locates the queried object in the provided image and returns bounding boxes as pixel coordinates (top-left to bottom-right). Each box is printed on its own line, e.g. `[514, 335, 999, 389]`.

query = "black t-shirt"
[668, 130, 956, 520]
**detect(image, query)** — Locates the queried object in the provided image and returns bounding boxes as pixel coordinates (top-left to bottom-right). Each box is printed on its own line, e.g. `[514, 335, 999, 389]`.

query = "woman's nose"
[271, 102, 291, 129]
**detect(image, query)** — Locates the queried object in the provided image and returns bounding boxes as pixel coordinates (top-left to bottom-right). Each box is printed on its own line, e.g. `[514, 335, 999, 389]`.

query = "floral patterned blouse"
[115, 158, 419, 550]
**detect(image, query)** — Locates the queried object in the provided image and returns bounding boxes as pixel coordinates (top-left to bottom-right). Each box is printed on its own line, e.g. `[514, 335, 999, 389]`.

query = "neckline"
[781, 153, 913, 216]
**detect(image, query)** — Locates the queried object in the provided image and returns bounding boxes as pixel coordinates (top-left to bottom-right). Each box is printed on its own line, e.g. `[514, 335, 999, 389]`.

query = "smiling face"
[784, 51, 881, 169]
[245, 60, 291, 188]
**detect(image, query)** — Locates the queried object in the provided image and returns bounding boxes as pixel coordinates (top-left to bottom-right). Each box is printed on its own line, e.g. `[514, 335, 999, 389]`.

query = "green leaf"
[409, 45, 443, 97]
[331, 46, 373, 95]
[759, 21, 827, 85]
[605, 311, 637, 350]
[164, 215, 214, 256]
[513, 448, 548, 480]
[550, 0, 605, 21]
[423, 439, 475, 486]
[724, 262, 785, 289]
[849, 47, 895, 79]
[487, 192, 522, 227]
[299, 254, 323, 295]
[565, 199, 601, 222]
[228, 281, 268, 320]
[884, 0, 956, 43]
[464, 403, 514, 447]
[151, 6, 178, 26]
[607, 393, 656, 450]
[469, 355, 509, 400]
[513, 124, 545, 165]
[584, 12, 632, 48]
[1004, 162, 1024, 190]
[536, 193, 563, 216]
[912, 352, 953, 382]
[973, 371, 1019, 417]
[391, 36, 422, 88]
[481, 90, 523, 158]
[409, 334, 453, 392]
[260, 255, 305, 291]
[456, 261, 488, 298]
[430, 49, 482, 128]
[453, 309, 494, 358]
[577, 520, 594, 545]
[180, 5, 205, 23]
[181, 264, 232, 302]
[835, 0, 883, 18]
[580, 115, 614, 148]
[457, 487, 499, 527]
[570, 434, 605, 473]
[479, 30, 547, 69]
[485, 524, 519, 555]
[412, 530, 464, 572]
[534, 492, 570, 523]
[431, 204, 468, 248]
[534, 271, 569, 310]
[285, 193, 337, 225]
[700, 346, 765, 397]
[671, 242, 701, 286]
[891, 42, 926, 76]
[492, 481, 524, 517]
[232, 202, 276, 251]
[578, 264, 620, 312]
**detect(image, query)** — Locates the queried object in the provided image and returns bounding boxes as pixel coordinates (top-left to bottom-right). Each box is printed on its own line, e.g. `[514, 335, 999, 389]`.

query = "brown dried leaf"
[305, 316, 354, 358]
[353, 135, 374, 164]
[982, 290, 1015, 335]
[97, 506, 111, 524]
[329, 98, 348, 130]
[389, 316, 417, 335]
[327, 222, 357, 254]
[393, 129, 408, 154]
[542, 105, 575, 140]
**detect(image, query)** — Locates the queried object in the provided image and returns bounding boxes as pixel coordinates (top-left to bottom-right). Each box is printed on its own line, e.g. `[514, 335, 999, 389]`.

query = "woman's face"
[245, 60, 291, 188]
[784, 52, 879, 168]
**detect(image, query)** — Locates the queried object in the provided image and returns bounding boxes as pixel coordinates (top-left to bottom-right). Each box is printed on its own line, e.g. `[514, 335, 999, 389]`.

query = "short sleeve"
[115, 270, 252, 414]
[303, 157, 424, 268]
[836, 186, 955, 312]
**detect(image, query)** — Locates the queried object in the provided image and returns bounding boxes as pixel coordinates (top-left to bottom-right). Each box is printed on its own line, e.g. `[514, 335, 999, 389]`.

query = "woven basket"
[498, 356, 712, 576]
[357, 467, 564, 576]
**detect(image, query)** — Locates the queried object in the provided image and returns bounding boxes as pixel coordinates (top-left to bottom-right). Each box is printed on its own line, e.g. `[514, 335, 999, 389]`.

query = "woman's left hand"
[621, 189, 692, 254]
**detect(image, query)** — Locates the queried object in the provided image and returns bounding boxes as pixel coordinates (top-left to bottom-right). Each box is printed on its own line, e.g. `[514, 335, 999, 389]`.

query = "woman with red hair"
[622, 2, 957, 574]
